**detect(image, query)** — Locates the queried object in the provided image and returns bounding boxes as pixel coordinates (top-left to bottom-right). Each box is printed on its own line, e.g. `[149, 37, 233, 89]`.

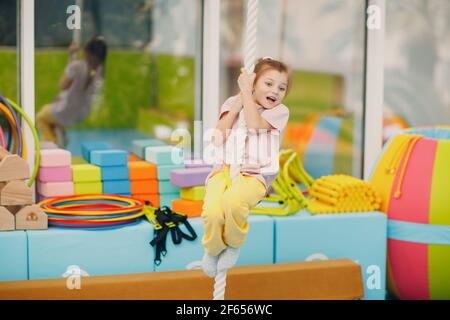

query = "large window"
[383, 0, 450, 141]
[35, 0, 202, 154]
[220, 0, 366, 178]
[0, 0, 19, 101]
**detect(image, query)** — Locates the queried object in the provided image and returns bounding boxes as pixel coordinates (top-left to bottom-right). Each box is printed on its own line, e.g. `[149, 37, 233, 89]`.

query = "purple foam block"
[170, 167, 212, 188]
[184, 159, 213, 169]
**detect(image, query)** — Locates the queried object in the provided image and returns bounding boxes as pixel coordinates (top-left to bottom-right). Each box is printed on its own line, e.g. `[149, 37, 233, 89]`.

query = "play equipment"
[171, 199, 203, 218]
[0, 147, 47, 231]
[370, 127, 450, 300]
[307, 175, 381, 214]
[0, 259, 364, 300]
[0, 94, 41, 186]
[143, 205, 197, 266]
[39, 194, 145, 229]
[170, 167, 211, 188]
[251, 149, 313, 216]
[90, 149, 128, 167]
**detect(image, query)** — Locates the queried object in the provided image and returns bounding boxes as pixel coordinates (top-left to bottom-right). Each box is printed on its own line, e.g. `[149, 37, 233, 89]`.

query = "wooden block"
[180, 186, 205, 201]
[128, 161, 157, 180]
[130, 180, 158, 194]
[15, 205, 48, 230]
[132, 194, 160, 207]
[171, 199, 203, 217]
[0, 180, 33, 206]
[40, 149, 72, 168]
[0, 206, 15, 231]
[0, 259, 363, 300]
[0, 147, 30, 181]
[4, 205, 22, 214]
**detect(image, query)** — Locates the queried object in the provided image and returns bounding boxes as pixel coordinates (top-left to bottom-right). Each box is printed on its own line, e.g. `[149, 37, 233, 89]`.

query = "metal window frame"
[19, 0, 384, 184]
[19, 0, 35, 193]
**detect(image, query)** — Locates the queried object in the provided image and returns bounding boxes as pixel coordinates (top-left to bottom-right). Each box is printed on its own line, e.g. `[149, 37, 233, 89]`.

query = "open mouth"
[266, 96, 276, 104]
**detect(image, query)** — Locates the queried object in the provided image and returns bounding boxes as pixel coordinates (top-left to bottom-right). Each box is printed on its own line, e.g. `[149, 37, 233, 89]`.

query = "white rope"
[213, 0, 259, 301]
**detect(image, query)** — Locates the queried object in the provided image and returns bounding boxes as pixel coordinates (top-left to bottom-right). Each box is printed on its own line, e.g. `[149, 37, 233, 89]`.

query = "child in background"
[201, 57, 291, 277]
[36, 37, 107, 147]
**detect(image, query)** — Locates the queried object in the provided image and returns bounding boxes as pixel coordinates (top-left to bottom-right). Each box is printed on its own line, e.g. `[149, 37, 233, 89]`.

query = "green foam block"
[131, 139, 166, 159]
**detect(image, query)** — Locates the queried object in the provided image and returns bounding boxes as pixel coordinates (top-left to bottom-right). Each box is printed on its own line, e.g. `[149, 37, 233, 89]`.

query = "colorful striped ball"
[370, 127, 450, 300]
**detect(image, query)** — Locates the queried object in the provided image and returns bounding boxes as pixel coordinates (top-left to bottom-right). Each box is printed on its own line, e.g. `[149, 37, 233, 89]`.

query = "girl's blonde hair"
[254, 57, 292, 94]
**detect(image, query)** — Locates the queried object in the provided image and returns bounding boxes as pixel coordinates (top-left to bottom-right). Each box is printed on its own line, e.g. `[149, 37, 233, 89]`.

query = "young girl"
[36, 37, 107, 147]
[201, 57, 291, 277]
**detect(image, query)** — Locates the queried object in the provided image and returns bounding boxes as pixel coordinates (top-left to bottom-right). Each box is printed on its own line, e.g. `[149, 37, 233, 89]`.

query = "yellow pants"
[201, 167, 267, 256]
[36, 104, 65, 143]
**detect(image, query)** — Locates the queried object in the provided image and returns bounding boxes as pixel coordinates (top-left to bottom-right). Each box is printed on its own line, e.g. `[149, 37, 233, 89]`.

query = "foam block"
[101, 166, 129, 181]
[81, 142, 112, 162]
[37, 166, 72, 183]
[128, 161, 157, 181]
[102, 180, 131, 194]
[145, 146, 183, 165]
[71, 156, 88, 165]
[158, 180, 179, 194]
[27, 219, 154, 280]
[170, 167, 211, 188]
[180, 186, 206, 201]
[40, 141, 58, 150]
[90, 150, 128, 167]
[171, 199, 203, 217]
[157, 164, 185, 180]
[0, 230, 28, 281]
[130, 180, 158, 194]
[74, 182, 103, 195]
[133, 194, 160, 208]
[40, 149, 71, 168]
[160, 193, 180, 208]
[184, 159, 212, 169]
[131, 139, 166, 159]
[272, 208, 387, 300]
[71, 164, 101, 183]
[154, 216, 274, 272]
[128, 153, 142, 162]
[37, 181, 74, 197]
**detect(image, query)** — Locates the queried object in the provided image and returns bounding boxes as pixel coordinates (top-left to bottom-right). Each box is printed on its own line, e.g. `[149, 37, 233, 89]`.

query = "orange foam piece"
[171, 199, 204, 218]
[128, 161, 157, 180]
[130, 179, 158, 194]
[128, 153, 142, 162]
[133, 193, 160, 208]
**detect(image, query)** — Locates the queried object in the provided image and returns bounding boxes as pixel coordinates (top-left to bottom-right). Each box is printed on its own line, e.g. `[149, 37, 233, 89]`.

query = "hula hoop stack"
[39, 194, 146, 229]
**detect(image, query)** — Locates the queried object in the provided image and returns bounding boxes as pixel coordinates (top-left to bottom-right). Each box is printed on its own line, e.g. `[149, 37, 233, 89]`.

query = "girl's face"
[253, 69, 288, 109]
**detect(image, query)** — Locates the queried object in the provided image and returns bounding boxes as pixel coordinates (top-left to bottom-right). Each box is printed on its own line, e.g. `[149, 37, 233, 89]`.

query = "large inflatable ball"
[371, 127, 450, 300]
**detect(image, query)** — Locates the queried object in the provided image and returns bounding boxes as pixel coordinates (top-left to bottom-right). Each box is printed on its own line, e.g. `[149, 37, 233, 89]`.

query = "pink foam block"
[37, 181, 74, 197]
[37, 166, 72, 183]
[170, 167, 212, 188]
[40, 149, 72, 168]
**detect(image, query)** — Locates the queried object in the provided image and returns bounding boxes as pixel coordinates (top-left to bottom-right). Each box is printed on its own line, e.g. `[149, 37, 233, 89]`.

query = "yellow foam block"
[180, 186, 205, 201]
[74, 181, 103, 195]
[72, 164, 101, 183]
